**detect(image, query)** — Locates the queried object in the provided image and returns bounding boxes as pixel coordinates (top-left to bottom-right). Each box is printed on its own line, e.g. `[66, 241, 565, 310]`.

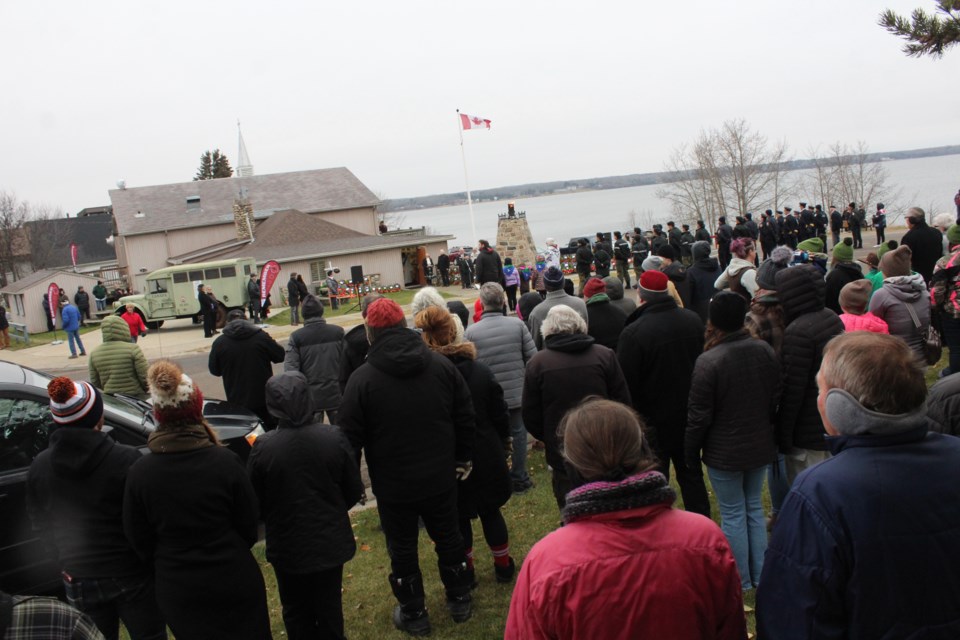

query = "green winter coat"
[89, 315, 149, 399]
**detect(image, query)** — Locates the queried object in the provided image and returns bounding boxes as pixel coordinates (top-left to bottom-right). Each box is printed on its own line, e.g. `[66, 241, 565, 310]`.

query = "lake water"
[398, 154, 960, 248]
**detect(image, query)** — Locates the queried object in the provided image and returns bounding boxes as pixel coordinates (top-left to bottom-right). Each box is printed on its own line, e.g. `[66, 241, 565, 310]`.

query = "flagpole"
[456, 109, 479, 247]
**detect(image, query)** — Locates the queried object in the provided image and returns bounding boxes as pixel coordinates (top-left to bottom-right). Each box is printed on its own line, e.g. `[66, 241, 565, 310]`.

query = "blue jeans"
[67, 329, 85, 356]
[767, 454, 789, 516]
[707, 466, 768, 590]
[508, 408, 529, 485]
[63, 574, 167, 640]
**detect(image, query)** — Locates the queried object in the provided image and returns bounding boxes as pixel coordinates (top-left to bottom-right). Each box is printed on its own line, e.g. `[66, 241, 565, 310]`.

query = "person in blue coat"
[61, 301, 86, 358]
[757, 331, 960, 638]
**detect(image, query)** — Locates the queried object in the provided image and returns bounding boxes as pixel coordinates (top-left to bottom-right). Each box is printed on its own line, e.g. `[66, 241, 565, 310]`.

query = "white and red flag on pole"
[70, 243, 78, 267]
[460, 113, 491, 131]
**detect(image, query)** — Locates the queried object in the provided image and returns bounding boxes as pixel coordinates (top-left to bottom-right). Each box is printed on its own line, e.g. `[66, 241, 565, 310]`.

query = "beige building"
[0, 269, 101, 335]
[108, 167, 451, 296]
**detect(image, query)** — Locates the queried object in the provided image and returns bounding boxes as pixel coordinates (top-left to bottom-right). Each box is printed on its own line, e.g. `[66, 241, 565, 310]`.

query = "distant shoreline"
[382, 145, 960, 213]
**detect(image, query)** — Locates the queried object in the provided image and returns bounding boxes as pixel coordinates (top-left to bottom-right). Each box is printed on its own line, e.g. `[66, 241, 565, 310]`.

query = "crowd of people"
[12, 201, 960, 639]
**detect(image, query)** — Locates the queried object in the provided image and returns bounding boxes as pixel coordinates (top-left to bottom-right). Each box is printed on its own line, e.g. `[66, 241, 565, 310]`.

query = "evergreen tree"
[193, 149, 234, 180]
[880, 1, 960, 58]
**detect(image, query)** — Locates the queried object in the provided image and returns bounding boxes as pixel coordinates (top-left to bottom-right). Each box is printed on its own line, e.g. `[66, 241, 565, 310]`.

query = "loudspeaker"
[350, 265, 364, 284]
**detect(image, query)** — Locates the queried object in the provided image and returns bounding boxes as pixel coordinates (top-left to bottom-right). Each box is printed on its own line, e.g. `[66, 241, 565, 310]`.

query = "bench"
[9, 323, 29, 345]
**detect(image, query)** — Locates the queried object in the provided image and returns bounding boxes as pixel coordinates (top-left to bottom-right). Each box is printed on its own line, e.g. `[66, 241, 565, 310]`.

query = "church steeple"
[236, 120, 254, 177]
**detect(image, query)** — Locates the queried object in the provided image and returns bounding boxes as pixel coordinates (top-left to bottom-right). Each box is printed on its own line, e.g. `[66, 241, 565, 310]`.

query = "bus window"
[149, 278, 170, 294]
[173, 272, 188, 284]
[189, 270, 203, 281]
[220, 266, 236, 277]
[204, 268, 220, 280]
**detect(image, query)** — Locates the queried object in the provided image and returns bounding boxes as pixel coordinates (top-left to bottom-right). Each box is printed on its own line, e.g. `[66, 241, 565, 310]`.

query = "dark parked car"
[0, 361, 265, 594]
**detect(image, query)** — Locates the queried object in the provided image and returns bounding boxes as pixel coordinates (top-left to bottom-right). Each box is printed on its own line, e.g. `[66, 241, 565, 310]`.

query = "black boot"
[389, 573, 431, 636]
[438, 562, 473, 623]
[494, 557, 516, 584]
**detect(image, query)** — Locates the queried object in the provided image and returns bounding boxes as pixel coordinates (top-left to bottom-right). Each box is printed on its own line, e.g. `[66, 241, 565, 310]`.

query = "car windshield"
[2, 362, 152, 429]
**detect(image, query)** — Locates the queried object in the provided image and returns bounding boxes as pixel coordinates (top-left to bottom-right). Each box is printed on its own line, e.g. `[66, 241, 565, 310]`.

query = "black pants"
[654, 444, 711, 518]
[202, 311, 216, 337]
[275, 566, 345, 640]
[459, 508, 508, 552]
[505, 285, 518, 311]
[439, 267, 449, 286]
[63, 574, 166, 640]
[551, 467, 573, 509]
[851, 224, 863, 249]
[718, 244, 731, 270]
[378, 490, 464, 578]
[876, 227, 886, 244]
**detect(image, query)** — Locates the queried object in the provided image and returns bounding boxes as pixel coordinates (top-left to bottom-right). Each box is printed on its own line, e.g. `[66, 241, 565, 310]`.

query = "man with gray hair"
[526, 266, 588, 350]
[465, 282, 537, 494]
[522, 304, 630, 507]
[757, 332, 960, 638]
[901, 206, 945, 284]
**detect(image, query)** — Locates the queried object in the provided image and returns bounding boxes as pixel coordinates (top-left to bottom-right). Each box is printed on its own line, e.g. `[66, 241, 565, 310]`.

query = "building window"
[14, 295, 24, 316]
[186, 196, 201, 212]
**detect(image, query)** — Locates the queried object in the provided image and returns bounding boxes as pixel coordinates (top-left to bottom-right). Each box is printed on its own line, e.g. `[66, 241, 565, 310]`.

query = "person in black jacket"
[829, 205, 843, 248]
[287, 273, 302, 326]
[631, 229, 650, 283]
[758, 211, 778, 260]
[27, 377, 166, 640]
[208, 309, 285, 430]
[617, 270, 710, 517]
[774, 264, 844, 485]
[339, 294, 384, 392]
[686, 293, 780, 591]
[666, 221, 683, 256]
[657, 246, 692, 309]
[686, 241, 722, 323]
[416, 307, 515, 585]
[901, 206, 945, 284]
[823, 238, 863, 315]
[437, 250, 451, 286]
[612, 231, 632, 288]
[124, 360, 270, 640]
[338, 298, 475, 634]
[523, 304, 631, 508]
[592, 242, 611, 278]
[582, 277, 628, 349]
[246, 274, 261, 323]
[574, 238, 593, 296]
[284, 294, 345, 424]
[694, 220, 712, 244]
[197, 284, 217, 338]
[716, 216, 733, 269]
[74, 287, 91, 325]
[474, 240, 504, 286]
[248, 371, 363, 640]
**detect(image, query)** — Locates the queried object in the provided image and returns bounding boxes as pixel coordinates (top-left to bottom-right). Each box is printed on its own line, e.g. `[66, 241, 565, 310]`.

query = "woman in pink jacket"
[505, 398, 746, 640]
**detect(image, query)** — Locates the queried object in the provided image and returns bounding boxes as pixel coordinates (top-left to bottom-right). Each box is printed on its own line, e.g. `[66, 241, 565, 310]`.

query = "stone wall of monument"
[495, 214, 538, 267]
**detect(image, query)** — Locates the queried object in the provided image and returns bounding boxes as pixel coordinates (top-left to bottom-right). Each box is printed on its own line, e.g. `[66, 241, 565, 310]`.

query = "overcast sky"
[1, 0, 957, 213]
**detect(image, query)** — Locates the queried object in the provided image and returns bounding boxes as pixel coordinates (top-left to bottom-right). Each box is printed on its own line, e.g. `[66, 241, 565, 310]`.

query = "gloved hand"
[455, 461, 473, 481]
[502, 437, 514, 458]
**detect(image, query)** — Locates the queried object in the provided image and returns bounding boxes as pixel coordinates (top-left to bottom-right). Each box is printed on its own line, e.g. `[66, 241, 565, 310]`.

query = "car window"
[0, 398, 55, 473]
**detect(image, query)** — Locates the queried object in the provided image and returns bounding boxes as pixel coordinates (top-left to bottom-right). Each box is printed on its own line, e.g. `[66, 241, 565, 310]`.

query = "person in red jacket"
[506, 398, 746, 640]
[120, 304, 147, 343]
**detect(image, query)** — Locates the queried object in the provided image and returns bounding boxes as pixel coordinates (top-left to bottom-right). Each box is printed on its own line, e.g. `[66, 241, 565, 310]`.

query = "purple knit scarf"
[562, 471, 676, 525]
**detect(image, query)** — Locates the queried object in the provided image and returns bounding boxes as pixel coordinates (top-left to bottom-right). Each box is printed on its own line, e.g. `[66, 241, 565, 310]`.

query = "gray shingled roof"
[0, 269, 99, 294]
[110, 167, 380, 236]
[171, 210, 452, 263]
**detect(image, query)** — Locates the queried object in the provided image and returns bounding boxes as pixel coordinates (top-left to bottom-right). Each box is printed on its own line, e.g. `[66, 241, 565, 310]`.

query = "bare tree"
[624, 208, 659, 232]
[373, 190, 406, 230]
[0, 191, 30, 286]
[658, 119, 791, 232]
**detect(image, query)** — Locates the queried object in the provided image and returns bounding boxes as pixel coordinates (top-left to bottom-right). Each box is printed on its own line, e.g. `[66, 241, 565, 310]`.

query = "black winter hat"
[301, 294, 324, 319]
[756, 246, 793, 291]
[657, 245, 677, 261]
[709, 292, 747, 333]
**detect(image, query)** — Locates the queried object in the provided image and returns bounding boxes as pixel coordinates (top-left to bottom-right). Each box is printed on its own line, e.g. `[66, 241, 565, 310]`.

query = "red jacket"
[120, 311, 146, 338]
[505, 503, 746, 640]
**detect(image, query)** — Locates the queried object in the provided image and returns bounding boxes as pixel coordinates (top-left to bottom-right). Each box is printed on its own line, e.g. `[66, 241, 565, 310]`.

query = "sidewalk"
[4, 286, 480, 373]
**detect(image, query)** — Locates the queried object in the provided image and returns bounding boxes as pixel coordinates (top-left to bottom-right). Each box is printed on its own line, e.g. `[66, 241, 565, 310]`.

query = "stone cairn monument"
[495, 202, 538, 267]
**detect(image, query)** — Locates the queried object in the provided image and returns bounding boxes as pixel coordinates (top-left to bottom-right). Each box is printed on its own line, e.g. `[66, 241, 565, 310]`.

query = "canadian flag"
[460, 113, 491, 131]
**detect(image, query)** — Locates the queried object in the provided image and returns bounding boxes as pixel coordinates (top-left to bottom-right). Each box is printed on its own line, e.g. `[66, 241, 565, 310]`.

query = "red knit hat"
[639, 270, 668, 294]
[147, 360, 205, 425]
[365, 298, 406, 328]
[48, 376, 103, 430]
[583, 277, 606, 299]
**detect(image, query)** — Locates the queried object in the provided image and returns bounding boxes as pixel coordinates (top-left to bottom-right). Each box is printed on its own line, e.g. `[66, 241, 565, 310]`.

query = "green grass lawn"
[5, 324, 101, 352]
[265, 289, 458, 325]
